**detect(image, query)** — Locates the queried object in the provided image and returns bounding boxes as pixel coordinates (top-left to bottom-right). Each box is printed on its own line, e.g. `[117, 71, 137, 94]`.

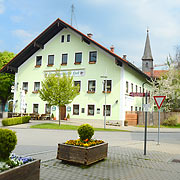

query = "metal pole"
[104, 80, 107, 129]
[157, 109, 160, 145]
[144, 92, 148, 155]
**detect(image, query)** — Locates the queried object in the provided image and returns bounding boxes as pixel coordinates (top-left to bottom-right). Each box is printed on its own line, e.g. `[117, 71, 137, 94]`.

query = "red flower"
[84, 139, 89, 142]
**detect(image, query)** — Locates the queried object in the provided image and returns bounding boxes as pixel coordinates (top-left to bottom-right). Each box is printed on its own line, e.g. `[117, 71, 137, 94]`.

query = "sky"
[1, 0, 180, 70]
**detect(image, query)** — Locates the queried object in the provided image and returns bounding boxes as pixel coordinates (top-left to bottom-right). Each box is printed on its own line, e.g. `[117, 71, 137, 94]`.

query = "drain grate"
[172, 159, 180, 163]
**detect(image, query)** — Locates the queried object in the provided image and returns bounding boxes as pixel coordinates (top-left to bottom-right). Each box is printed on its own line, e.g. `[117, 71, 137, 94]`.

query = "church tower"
[142, 29, 153, 77]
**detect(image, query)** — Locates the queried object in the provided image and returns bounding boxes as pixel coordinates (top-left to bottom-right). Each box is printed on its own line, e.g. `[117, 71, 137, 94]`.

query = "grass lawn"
[30, 123, 129, 132]
[136, 124, 180, 128]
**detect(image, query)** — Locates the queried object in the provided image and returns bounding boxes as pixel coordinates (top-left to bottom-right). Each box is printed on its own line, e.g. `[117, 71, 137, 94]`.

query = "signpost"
[153, 96, 166, 145]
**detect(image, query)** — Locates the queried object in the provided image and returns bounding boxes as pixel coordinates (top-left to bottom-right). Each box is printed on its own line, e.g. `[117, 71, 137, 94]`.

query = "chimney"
[87, 33, 93, 38]
[123, 55, 127, 60]
[110, 45, 115, 53]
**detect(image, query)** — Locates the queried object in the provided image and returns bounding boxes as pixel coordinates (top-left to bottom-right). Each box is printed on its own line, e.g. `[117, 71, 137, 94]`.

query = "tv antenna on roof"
[71, 4, 78, 28]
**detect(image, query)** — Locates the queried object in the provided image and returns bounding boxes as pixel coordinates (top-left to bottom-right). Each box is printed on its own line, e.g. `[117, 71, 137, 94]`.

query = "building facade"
[0, 18, 151, 125]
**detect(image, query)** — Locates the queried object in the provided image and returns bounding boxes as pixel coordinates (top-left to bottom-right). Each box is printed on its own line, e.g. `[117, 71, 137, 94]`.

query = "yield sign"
[153, 96, 166, 109]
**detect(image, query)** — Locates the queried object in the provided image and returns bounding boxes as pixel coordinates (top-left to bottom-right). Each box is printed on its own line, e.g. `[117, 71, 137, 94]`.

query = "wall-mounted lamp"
[115, 100, 118, 104]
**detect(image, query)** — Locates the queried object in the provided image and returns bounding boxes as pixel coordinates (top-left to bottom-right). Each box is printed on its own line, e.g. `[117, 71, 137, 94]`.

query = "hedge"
[2, 116, 31, 126]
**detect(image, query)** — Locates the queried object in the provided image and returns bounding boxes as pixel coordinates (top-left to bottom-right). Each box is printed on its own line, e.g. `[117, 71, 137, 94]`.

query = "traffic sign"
[153, 96, 166, 109]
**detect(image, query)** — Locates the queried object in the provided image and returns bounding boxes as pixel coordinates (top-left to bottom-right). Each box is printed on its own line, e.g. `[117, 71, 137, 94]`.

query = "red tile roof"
[144, 70, 168, 78]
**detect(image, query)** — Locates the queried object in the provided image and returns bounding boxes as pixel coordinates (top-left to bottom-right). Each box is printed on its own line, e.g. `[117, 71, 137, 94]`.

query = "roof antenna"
[71, 4, 74, 26]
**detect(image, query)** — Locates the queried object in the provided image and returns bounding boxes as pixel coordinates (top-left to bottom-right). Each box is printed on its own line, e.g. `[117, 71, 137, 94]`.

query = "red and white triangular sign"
[153, 96, 166, 109]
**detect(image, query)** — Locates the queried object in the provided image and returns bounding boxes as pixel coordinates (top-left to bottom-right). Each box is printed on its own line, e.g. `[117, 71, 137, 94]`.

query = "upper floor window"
[75, 52, 82, 64]
[126, 81, 129, 93]
[45, 104, 51, 114]
[136, 85, 138, 93]
[139, 87, 141, 93]
[34, 82, 40, 92]
[62, 54, 68, 65]
[73, 104, 79, 115]
[22, 82, 28, 92]
[33, 104, 39, 114]
[88, 105, 95, 116]
[131, 83, 133, 92]
[74, 81, 81, 92]
[61, 35, 64, 42]
[36, 56, 42, 66]
[88, 80, 96, 93]
[67, 34, 70, 42]
[103, 80, 112, 93]
[48, 55, 54, 66]
[89, 51, 97, 63]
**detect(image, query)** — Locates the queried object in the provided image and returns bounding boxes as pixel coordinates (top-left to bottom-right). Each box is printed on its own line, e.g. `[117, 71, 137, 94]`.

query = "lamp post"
[100, 75, 107, 129]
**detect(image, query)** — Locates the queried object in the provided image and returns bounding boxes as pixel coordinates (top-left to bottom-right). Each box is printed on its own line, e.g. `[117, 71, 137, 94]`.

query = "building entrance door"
[60, 106, 66, 120]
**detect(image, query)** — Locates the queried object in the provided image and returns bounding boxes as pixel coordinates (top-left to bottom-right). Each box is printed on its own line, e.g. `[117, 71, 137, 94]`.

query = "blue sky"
[1, 0, 180, 70]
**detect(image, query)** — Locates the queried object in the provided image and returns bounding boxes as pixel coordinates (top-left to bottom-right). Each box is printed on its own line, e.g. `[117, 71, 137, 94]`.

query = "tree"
[0, 51, 15, 117]
[151, 58, 180, 111]
[39, 70, 79, 125]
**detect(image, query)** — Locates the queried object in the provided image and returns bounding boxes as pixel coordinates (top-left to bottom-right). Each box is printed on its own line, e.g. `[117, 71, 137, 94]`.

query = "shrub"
[2, 116, 31, 126]
[78, 124, 94, 141]
[67, 113, 70, 119]
[0, 129, 17, 161]
[163, 115, 177, 126]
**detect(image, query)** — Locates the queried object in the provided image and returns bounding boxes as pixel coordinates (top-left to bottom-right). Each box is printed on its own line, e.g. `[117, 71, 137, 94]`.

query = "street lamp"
[100, 75, 107, 129]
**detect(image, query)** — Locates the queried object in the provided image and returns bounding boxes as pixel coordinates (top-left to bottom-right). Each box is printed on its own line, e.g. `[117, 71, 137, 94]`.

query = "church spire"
[142, 29, 153, 60]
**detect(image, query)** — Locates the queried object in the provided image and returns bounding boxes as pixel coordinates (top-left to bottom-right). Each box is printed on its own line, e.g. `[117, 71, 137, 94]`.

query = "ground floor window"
[88, 105, 95, 115]
[33, 104, 39, 113]
[103, 105, 111, 116]
[45, 104, 51, 114]
[73, 104, 79, 115]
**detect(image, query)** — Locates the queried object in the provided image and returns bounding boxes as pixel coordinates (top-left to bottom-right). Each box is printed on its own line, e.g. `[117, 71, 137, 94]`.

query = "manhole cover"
[172, 159, 180, 163]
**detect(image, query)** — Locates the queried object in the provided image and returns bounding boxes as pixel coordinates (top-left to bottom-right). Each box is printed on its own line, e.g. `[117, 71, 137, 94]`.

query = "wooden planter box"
[0, 159, 40, 180]
[57, 143, 108, 165]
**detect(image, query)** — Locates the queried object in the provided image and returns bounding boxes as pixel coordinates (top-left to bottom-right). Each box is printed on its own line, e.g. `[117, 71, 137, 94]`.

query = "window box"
[0, 159, 40, 180]
[87, 91, 95, 94]
[89, 61, 96, 64]
[102, 91, 111, 94]
[32, 91, 39, 94]
[74, 62, 81, 65]
[57, 143, 108, 165]
[47, 64, 53, 67]
[61, 63, 67, 66]
[34, 65, 41, 68]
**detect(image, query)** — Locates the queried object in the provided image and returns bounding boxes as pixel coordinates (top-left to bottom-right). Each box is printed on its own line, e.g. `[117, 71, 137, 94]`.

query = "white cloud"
[10, 16, 24, 23]
[0, 0, 5, 14]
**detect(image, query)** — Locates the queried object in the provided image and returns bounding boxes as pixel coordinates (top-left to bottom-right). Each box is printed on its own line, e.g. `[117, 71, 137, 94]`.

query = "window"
[146, 62, 148, 67]
[48, 55, 54, 66]
[131, 106, 133, 111]
[136, 85, 138, 93]
[88, 105, 94, 115]
[36, 56, 42, 66]
[89, 51, 97, 63]
[61, 35, 64, 42]
[62, 54, 68, 65]
[22, 82, 28, 92]
[33, 104, 39, 114]
[74, 81, 81, 92]
[34, 82, 40, 91]
[139, 107, 141, 111]
[73, 104, 79, 115]
[126, 81, 129, 93]
[88, 80, 96, 92]
[135, 107, 137, 111]
[139, 87, 141, 93]
[143, 88, 145, 93]
[67, 34, 70, 42]
[103, 80, 112, 92]
[131, 83, 133, 92]
[75, 52, 82, 64]
[45, 104, 51, 114]
[81, 108, 85, 113]
[103, 105, 111, 116]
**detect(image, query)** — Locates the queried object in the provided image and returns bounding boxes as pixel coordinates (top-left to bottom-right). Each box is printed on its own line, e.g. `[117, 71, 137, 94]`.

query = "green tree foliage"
[39, 70, 79, 125]
[0, 51, 15, 113]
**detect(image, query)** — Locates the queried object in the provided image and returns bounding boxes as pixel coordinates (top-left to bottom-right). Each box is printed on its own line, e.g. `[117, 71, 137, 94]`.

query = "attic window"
[67, 34, 70, 42]
[61, 35, 64, 43]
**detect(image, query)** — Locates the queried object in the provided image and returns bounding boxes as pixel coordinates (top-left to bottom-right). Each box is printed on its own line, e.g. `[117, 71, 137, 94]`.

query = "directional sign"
[153, 96, 166, 109]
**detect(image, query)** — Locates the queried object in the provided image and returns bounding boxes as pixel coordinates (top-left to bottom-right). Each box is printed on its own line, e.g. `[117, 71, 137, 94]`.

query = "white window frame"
[87, 104, 95, 116]
[87, 79, 96, 92]
[74, 52, 83, 64]
[103, 104, 111, 117]
[73, 104, 80, 115]
[74, 80, 81, 92]
[88, 50, 98, 63]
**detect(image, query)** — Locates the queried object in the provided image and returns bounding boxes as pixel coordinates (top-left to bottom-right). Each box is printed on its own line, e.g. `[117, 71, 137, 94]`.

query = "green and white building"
[0, 18, 151, 125]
